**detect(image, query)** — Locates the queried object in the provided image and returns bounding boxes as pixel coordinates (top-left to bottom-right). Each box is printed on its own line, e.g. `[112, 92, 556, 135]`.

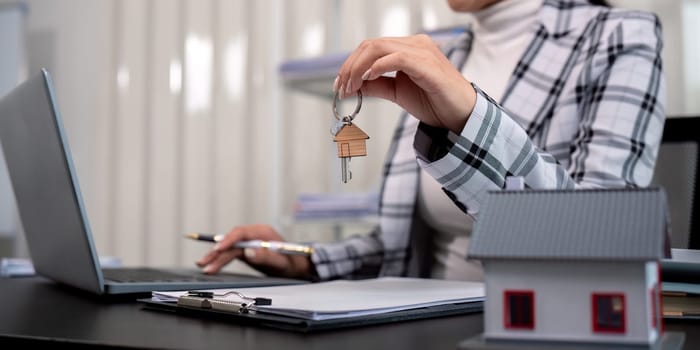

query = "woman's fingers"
[201, 249, 243, 274]
[214, 224, 280, 252]
[359, 76, 398, 102]
[195, 223, 315, 280]
[337, 36, 425, 98]
[242, 247, 293, 273]
[196, 224, 285, 274]
[243, 249, 312, 280]
[196, 249, 219, 267]
[368, 49, 445, 93]
[336, 34, 465, 115]
[337, 33, 476, 132]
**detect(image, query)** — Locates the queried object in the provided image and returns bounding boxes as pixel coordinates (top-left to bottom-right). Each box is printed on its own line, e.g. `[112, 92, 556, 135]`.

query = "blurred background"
[0, 0, 696, 273]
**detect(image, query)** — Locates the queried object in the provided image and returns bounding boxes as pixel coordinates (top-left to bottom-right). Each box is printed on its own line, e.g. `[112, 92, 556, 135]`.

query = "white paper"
[153, 277, 484, 321]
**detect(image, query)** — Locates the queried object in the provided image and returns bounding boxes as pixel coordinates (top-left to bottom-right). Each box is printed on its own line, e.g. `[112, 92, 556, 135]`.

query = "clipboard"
[139, 297, 483, 333]
[138, 277, 485, 333]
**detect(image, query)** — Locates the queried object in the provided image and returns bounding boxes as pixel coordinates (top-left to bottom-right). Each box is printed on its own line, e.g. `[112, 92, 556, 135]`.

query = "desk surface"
[0, 277, 698, 350]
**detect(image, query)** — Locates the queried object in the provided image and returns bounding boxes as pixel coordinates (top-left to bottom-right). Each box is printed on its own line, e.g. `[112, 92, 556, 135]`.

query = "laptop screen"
[0, 69, 106, 294]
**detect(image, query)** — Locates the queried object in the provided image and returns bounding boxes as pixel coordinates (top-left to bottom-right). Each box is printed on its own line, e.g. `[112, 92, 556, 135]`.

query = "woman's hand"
[195, 224, 314, 280]
[335, 34, 477, 134]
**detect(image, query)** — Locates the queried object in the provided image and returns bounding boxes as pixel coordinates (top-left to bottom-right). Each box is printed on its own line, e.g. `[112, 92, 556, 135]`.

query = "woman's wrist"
[292, 255, 319, 281]
[446, 81, 477, 134]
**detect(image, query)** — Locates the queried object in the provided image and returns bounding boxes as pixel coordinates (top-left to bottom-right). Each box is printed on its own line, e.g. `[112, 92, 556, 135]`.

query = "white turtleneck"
[465, 0, 544, 101]
[417, 0, 543, 281]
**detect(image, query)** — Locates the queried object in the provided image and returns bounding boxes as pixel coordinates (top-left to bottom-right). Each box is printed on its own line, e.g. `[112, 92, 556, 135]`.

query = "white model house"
[467, 188, 668, 347]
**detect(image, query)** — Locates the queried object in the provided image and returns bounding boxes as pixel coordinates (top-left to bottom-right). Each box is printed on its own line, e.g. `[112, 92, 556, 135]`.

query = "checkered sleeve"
[413, 11, 666, 218]
[309, 227, 386, 280]
[569, 11, 666, 188]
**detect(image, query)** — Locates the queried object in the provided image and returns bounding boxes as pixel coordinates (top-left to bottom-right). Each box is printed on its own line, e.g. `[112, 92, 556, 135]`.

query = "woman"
[197, 0, 666, 282]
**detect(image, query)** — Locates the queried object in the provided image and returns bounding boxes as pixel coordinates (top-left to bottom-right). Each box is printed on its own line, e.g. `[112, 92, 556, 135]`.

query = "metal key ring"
[333, 90, 362, 123]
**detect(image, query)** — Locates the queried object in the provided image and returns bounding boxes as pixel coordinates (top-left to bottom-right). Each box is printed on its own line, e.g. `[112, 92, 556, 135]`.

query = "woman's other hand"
[195, 224, 314, 280]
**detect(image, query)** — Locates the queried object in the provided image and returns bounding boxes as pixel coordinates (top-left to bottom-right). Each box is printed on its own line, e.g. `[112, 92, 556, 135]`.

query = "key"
[333, 123, 369, 183]
[330, 120, 352, 182]
[341, 156, 351, 183]
[331, 91, 368, 183]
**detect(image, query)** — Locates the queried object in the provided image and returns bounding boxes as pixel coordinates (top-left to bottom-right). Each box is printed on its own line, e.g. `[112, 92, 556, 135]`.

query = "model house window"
[592, 293, 626, 333]
[504, 290, 534, 329]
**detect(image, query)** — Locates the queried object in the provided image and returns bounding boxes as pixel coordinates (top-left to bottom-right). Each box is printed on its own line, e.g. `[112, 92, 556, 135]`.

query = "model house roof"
[334, 124, 369, 141]
[468, 187, 668, 261]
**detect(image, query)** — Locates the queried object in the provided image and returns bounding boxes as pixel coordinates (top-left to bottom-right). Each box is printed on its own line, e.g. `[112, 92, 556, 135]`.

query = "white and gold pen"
[184, 233, 314, 256]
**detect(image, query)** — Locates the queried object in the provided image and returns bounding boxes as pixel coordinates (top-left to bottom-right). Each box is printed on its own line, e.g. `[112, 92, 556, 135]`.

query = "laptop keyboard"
[102, 268, 224, 283]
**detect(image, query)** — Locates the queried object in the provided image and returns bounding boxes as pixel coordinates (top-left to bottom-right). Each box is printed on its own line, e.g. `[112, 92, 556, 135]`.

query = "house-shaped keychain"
[333, 123, 369, 158]
[459, 187, 685, 350]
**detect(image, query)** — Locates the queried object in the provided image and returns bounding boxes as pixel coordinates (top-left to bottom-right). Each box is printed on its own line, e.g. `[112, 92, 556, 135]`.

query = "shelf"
[278, 52, 348, 99]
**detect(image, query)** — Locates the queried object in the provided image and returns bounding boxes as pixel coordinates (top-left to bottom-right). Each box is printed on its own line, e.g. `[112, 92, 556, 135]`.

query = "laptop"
[0, 69, 306, 296]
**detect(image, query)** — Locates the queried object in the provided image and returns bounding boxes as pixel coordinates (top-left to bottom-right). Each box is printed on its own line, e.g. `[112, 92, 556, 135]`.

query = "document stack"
[293, 191, 379, 221]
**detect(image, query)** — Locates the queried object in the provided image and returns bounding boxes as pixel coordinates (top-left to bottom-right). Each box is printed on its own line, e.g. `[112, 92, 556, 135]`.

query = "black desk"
[0, 277, 698, 350]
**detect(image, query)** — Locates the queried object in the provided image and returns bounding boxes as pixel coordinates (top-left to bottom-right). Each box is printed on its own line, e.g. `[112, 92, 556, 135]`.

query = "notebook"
[0, 69, 305, 296]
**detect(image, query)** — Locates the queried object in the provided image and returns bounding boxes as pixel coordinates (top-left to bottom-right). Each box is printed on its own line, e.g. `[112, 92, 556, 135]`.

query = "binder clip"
[176, 295, 248, 313]
[187, 290, 272, 306]
[178, 290, 272, 314]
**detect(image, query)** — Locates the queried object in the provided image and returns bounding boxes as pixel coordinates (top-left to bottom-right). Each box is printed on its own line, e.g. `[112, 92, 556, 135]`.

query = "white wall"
[0, 0, 695, 270]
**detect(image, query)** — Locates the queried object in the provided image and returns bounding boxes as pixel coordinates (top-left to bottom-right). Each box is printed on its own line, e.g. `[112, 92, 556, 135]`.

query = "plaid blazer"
[311, 0, 666, 280]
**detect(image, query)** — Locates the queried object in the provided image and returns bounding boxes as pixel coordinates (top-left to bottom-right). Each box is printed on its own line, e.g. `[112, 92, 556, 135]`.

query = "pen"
[184, 233, 314, 256]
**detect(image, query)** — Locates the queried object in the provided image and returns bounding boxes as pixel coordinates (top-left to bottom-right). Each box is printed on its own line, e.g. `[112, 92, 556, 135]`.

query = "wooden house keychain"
[330, 90, 369, 183]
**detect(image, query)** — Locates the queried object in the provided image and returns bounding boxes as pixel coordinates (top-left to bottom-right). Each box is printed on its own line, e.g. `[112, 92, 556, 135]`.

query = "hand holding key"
[331, 90, 369, 183]
[333, 34, 477, 134]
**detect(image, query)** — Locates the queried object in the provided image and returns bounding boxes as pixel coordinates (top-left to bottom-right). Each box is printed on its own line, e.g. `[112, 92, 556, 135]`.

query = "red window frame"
[504, 290, 535, 330]
[592, 293, 626, 334]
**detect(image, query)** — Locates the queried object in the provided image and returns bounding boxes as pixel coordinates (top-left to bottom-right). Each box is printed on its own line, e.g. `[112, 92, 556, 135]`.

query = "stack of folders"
[293, 191, 380, 220]
[662, 248, 700, 319]
[143, 277, 484, 332]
